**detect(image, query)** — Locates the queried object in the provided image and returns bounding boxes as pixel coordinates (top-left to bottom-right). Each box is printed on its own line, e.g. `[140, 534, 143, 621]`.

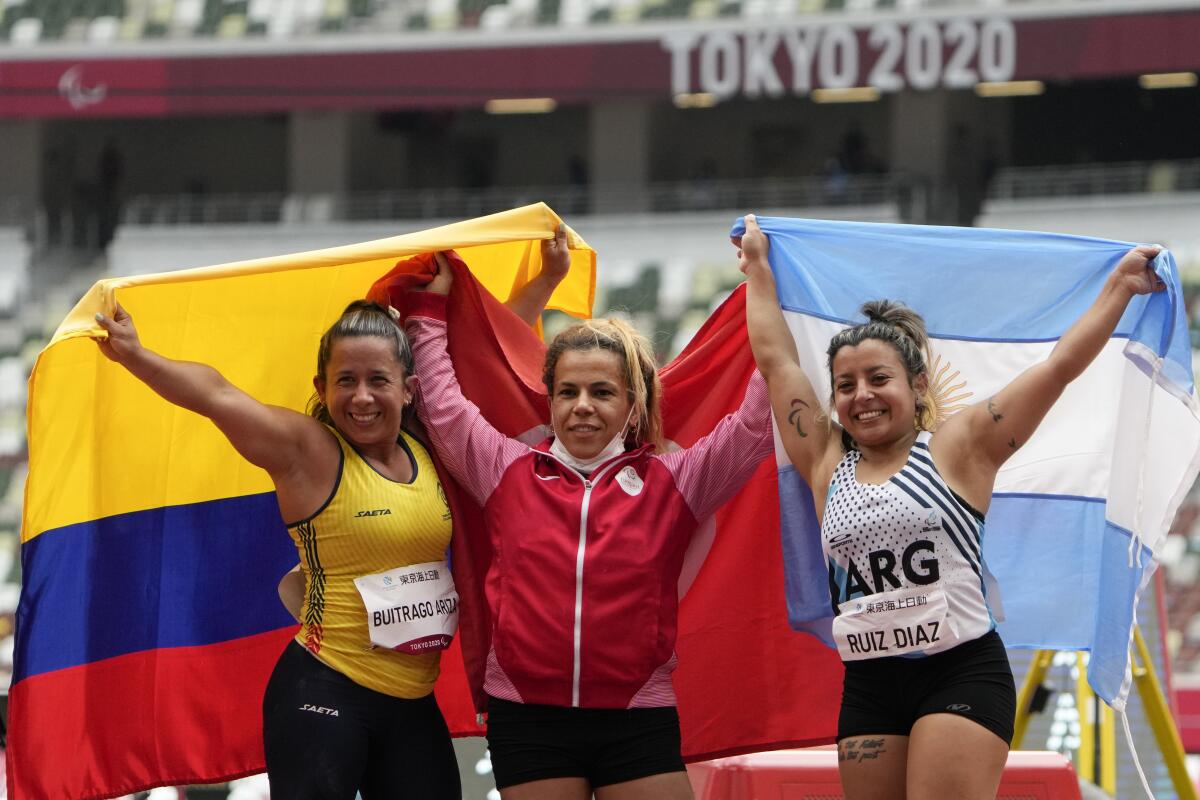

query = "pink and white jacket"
[407, 292, 772, 709]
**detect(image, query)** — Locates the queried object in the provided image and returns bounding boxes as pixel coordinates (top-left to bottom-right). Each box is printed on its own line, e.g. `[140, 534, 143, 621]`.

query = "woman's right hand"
[94, 302, 142, 365]
[735, 214, 770, 275]
[422, 252, 454, 295]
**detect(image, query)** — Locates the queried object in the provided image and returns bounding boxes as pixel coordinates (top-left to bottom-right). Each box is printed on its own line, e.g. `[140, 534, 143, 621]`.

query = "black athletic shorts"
[485, 696, 687, 790]
[838, 630, 1016, 745]
[262, 640, 461, 800]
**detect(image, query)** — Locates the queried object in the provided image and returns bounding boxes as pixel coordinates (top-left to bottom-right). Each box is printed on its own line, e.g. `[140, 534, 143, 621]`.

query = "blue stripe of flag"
[15, 492, 298, 683]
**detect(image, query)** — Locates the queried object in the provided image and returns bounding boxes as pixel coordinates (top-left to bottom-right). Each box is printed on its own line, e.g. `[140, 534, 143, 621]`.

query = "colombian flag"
[12, 204, 597, 800]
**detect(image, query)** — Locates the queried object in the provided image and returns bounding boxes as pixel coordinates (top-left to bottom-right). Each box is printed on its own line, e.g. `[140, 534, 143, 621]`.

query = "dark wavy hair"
[307, 300, 414, 427]
[827, 300, 937, 435]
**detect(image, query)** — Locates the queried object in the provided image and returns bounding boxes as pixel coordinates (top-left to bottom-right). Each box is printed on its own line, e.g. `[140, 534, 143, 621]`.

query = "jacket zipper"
[571, 477, 593, 707]
[564, 454, 636, 708]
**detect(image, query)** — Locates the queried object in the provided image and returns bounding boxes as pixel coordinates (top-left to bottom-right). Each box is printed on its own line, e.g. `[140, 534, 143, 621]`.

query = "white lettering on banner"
[661, 17, 1017, 99]
[943, 18, 978, 89]
[978, 18, 1017, 81]
[663, 30, 702, 95]
[905, 20, 941, 91]
[818, 24, 858, 89]
[700, 30, 741, 101]
[743, 29, 784, 98]
[782, 28, 819, 94]
[866, 23, 904, 92]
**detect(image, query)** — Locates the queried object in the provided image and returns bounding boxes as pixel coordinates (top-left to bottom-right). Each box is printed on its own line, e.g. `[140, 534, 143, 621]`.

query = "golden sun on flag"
[927, 352, 973, 428]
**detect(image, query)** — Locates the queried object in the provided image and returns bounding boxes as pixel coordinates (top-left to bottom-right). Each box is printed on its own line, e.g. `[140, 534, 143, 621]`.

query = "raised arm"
[504, 224, 572, 327]
[94, 303, 327, 483]
[738, 214, 840, 484]
[938, 245, 1164, 483]
[658, 369, 773, 521]
[407, 260, 530, 506]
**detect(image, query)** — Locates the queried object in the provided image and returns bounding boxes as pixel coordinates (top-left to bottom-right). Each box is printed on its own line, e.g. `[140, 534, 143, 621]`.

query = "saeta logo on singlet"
[355, 508, 392, 517]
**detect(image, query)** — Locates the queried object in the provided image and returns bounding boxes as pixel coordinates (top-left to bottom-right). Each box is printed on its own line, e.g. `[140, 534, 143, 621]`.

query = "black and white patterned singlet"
[821, 431, 998, 659]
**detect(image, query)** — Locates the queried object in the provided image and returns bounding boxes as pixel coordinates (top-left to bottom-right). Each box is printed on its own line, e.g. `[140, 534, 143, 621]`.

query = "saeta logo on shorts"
[300, 704, 340, 716]
[945, 703, 971, 712]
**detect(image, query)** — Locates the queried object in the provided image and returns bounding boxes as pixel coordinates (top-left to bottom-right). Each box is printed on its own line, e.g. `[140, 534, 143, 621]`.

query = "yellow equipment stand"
[1012, 627, 1197, 799]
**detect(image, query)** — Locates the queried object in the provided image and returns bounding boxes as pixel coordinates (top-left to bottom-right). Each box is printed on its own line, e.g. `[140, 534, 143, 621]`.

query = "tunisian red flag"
[372, 259, 843, 758]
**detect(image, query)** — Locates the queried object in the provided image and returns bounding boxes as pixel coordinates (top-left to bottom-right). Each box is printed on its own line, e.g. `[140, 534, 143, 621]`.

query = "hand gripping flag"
[730, 215, 1200, 709]
[13, 204, 596, 800]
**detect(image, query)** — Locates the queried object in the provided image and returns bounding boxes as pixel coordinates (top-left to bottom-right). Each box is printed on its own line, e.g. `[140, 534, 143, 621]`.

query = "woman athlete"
[404, 228, 774, 800]
[739, 213, 1162, 800]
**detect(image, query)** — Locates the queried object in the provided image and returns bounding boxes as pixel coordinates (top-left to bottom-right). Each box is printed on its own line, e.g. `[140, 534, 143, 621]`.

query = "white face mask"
[549, 407, 635, 475]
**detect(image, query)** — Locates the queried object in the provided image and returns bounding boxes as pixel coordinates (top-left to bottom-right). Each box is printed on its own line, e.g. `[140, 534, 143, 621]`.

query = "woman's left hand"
[1113, 245, 1165, 296]
[541, 223, 571, 283]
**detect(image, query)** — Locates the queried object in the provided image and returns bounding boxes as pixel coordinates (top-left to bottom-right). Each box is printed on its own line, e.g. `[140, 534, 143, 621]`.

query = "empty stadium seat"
[0, 0, 1104, 39]
[9, 16, 41, 43]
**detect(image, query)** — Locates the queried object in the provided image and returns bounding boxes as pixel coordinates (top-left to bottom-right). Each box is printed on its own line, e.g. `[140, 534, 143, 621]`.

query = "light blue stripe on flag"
[731, 216, 1192, 397]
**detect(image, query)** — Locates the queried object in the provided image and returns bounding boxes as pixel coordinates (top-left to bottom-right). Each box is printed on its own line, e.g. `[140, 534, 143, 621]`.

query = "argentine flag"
[733, 215, 1200, 709]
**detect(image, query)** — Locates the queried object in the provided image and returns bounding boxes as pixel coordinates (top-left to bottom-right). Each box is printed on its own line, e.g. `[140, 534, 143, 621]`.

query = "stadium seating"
[0, 0, 1106, 40]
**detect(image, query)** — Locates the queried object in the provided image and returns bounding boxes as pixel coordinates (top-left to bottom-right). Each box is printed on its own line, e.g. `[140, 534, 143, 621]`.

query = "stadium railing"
[119, 174, 894, 225]
[114, 158, 1200, 227]
[990, 159, 1200, 201]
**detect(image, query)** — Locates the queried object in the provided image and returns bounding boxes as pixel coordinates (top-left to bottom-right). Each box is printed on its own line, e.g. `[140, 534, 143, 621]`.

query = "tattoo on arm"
[988, 398, 1003, 422]
[787, 399, 810, 439]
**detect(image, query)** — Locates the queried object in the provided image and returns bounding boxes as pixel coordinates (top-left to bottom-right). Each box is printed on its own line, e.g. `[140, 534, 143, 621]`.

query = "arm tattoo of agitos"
[787, 399, 810, 438]
[987, 398, 1003, 422]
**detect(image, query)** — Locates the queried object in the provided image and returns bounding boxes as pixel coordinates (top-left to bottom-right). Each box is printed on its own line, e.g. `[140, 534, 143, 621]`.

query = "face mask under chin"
[549, 407, 635, 475]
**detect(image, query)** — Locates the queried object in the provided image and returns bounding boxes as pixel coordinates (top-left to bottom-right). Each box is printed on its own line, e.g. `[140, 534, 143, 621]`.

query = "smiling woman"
[308, 302, 417, 475]
[404, 229, 773, 800]
[550, 348, 633, 459]
[543, 317, 661, 470]
[92, 299, 462, 800]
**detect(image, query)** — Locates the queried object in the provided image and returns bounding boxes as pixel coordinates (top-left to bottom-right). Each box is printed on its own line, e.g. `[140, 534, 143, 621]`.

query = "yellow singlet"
[289, 427, 453, 699]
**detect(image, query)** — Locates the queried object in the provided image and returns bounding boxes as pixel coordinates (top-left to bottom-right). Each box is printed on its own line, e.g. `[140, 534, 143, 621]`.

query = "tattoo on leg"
[787, 399, 810, 438]
[987, 398, 1003, 422]
[838, 738, 886, 763]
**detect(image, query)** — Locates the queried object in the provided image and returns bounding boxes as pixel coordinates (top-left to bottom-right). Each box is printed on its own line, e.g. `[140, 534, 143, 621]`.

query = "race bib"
[832, 585, 959, 661]
[353, 561, 459, 654]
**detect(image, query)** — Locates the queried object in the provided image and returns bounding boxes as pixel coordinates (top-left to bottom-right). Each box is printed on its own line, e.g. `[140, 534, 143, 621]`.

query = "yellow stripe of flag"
[25, 203, 595, 542]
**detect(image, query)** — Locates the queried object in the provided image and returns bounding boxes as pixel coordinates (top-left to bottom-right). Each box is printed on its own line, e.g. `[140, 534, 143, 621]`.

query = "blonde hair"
[828, 300, 937, 434]
[543, 318, 664, 452]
